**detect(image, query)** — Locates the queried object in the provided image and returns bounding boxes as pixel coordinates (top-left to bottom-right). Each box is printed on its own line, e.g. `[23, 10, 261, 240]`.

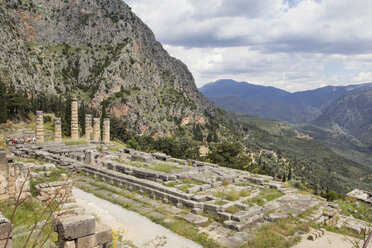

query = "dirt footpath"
[73, 188, 202, 248]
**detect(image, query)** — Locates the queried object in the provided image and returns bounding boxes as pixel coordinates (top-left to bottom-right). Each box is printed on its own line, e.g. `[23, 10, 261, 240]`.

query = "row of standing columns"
[35, 99, 110, 144]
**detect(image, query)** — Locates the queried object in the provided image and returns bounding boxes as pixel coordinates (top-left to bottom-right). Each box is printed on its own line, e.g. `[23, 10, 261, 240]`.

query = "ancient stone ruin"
[0, 151, 30, 202]
[1, 99, 370, 247]
[92, 118, 101, 142]
[35, 99, 110, 143]
[102, 118, 110, 143]
[70, 98, 79, 141]
[347, 189, 372, 205]
[55, 215, 112, 248]
[85, 114, 92, 141]
[54, 117, 62, 142]
[36, 111, 44, 144]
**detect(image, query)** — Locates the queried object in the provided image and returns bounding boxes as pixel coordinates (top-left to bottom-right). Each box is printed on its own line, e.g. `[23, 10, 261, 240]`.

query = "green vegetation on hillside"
[235, 114, 372, 193]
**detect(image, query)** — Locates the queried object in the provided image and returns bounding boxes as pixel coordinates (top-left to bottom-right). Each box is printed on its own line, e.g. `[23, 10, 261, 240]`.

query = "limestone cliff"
[0, 0, 217, 135]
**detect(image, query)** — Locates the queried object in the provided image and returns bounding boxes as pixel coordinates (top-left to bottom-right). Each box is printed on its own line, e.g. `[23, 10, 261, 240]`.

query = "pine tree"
[79, 101, 86, 135]
[206, 132, 213, 143]
[62, 94, 71, 136]
[282, 173, 286, 182]
[100, 100, 107, 139]
[288, 165, 292, 181]
[0, 80, 7, 123]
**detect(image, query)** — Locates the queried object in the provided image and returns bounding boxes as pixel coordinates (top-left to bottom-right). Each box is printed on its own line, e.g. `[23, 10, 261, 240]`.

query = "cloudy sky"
[125, 0, 372, 92]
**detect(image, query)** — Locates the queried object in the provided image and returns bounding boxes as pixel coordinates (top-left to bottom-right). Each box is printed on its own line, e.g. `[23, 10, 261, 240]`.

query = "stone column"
[36, 111, 44, 144]
[54, 117, 62, 142]
[102, 118, 110, 143]
[71, 98, 79, 141]
[85, 114, 92, 141]
[92, 118, 100, 142]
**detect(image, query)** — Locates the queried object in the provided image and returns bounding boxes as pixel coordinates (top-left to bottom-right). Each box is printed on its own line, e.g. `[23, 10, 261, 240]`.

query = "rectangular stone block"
[95, 224, 112, 245]
[57, 215, 96, 240]
[76, 234, 96, 248]
[62, 240, 76, 248]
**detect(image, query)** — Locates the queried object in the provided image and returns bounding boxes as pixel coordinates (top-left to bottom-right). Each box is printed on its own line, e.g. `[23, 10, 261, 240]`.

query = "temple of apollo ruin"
[41, 99, 110, 144]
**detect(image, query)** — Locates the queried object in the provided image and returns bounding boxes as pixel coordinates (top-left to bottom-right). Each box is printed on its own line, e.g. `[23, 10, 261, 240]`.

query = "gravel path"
[73, 188, 202, 248]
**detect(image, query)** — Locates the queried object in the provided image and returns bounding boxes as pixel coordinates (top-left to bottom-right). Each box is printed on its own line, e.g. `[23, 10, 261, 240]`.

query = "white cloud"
[125, 0, 372, 92]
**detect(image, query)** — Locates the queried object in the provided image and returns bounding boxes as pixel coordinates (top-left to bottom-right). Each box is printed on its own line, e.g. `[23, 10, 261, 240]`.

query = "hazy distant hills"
[200, 79, 372, 123]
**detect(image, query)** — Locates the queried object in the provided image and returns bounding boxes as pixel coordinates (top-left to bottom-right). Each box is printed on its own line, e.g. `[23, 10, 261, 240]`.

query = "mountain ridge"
[0, 0, 222, 137]
[200, 79, 372, 123]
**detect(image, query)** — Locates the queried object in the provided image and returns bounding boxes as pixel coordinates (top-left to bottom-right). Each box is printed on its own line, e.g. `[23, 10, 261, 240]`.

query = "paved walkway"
[292, 231, 370, 248]
[73, 188, 202, 248]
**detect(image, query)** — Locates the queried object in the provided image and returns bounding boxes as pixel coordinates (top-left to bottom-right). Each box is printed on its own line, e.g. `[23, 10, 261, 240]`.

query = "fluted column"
[102, 118, 110, 143]
[71, 98, 79, 141]
[54, 117, 62, 142]
[92, 118, 100, 142]
[36, 111, 44, 144]
[85, 114, 92, 141]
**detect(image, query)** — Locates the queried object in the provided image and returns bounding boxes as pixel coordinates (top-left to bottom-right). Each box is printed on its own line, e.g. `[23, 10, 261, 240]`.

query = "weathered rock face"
[0, 0, 216, 136]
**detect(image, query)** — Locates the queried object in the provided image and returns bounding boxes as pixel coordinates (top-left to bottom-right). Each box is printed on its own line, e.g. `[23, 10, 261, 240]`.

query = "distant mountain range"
[200, 79, 372, 165]
[200, 79, 372, 123]
[314, 90, 372, 145]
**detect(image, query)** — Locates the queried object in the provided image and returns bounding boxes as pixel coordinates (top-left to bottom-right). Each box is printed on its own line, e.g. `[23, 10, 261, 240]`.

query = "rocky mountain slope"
[200, 79, 372, 123]
[0, 0, 220, 136]
[314, 90, 372, 145]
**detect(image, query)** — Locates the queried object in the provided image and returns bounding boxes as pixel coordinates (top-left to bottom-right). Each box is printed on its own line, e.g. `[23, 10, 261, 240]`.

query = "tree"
[0, 80, 7, 123]
[100, 100, 107, 139]
[79, 101, 86, 135]
[288, 164, 292, 181]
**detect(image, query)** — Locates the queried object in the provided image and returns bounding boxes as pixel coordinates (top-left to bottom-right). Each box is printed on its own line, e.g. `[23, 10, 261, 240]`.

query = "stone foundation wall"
[35, 180, 73, 204]
[0, 152, 30, 202]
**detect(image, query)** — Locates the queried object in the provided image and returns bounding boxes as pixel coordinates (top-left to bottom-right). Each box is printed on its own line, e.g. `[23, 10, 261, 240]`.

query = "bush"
[321, 191, 345, 202]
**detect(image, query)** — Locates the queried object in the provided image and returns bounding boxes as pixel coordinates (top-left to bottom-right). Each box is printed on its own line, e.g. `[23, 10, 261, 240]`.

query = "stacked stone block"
[92, 118, 100, 142]
[0, 213, 12, 247]
[54, 117, 62, 142]
[36, 111, 44, 144]
[84, 114, 92, 141]
[56, 215, 112, 248]
[102, 118, 110, 143]
[71, 98, 79, 141]
[35, 180, 73, 204]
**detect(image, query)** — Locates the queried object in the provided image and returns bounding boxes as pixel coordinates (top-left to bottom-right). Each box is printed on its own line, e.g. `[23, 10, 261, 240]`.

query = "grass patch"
[15, 157, 46, 165]
[244, 188, 284, 206]
[165, 181, 181, 187]
[118, 160, 180, 173]
[214, 188, 251, 202]
[226, 205, 241, 214]
[63, 139, 88, 146]
[178, 184, 192, 193]
[180, 178, 204, 185]
[338, 198, 372, 223]
[215, 200, 228, 206]
[0, 198, 59, 247]
[109, 141, 126, 151]
[243, 218, 307, 248]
